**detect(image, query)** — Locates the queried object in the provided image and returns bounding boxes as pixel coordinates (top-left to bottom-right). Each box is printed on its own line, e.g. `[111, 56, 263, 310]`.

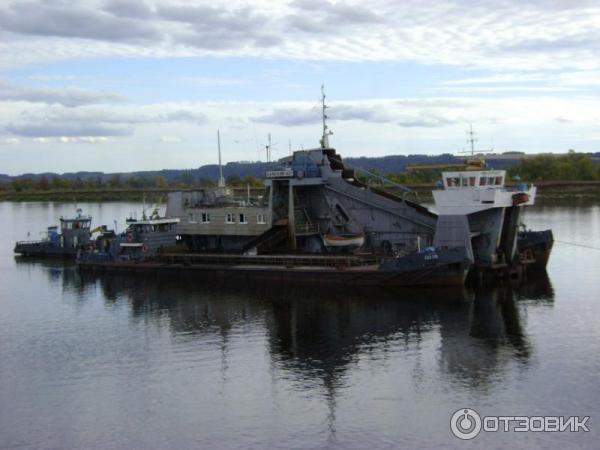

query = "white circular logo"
[450, 408, 482, 440]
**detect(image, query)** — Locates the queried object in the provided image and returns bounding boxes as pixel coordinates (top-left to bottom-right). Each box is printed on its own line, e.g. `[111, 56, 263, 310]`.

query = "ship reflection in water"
[8, 259, 563, 446]
[29, 258, 553, 391]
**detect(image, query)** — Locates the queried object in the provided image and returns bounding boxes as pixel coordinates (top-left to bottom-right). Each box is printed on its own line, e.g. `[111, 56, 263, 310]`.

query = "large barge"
[74, 91, 552, 286]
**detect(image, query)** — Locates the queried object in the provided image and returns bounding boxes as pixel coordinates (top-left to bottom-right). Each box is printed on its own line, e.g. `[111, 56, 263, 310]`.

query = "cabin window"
[239, 213, 247, 224]
[469, 177, 476, 186]
[447, 177, 460, 187]
[226, 213, 235, 224]
[495, 176, 503, 185]
[188, 213, 196, 223]
[257, 213, 266, 224]
[479, 177, 487, 186]
[201, 213, 210, 223]
[487, 177, 495, 186]
[461, 177, 468, 187]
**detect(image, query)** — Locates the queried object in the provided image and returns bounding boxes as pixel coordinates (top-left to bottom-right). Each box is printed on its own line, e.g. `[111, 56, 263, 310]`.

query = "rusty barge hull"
[77, 260, 468, 287]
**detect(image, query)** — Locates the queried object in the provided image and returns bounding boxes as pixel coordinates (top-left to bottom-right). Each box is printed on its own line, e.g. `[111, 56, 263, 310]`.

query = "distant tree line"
[0, 173, 264, 193]
[1, 151, 598, 194]
[506, 151, 600, 181]
[379, 151, 600, 185]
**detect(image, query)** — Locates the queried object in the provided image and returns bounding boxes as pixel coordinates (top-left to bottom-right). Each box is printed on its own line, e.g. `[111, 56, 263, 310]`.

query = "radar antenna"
[457, 124, 491, 167]
[320, 84, 333, 149]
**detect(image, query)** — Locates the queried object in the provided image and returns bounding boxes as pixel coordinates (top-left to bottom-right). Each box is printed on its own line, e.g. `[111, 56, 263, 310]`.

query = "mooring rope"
[555, 239, 600, 251]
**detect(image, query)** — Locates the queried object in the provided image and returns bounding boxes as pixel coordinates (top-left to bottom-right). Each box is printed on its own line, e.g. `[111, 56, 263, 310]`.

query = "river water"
[0, 200, 598, 449]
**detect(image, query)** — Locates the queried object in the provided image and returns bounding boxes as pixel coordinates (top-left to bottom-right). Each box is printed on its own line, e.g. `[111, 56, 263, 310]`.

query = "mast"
[264, 133, 272, 163]
[268, 133, 272, 163]
[217, 129, 225, 188]
[467, 124, 477, 158]
[320, 84, 333, 149]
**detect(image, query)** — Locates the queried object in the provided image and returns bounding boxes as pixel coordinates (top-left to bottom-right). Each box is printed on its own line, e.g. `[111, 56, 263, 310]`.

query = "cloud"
[443, 70, 600, 90]
[161, 110, 207, 124]
[396, 113, 457, 128]
[2, 137, 20, 145]
[254, 107, 319, 126]
[0, 82, 125, 107]
[555, 116, 572, 123]
[160, 136, 182, 143]
[1, 103, 210, 139]
[0, 0, 599, 71]
[254, 103, 455, 127]
[157, 4, 281, 50]
[288, 0, 384, 34]
[331, 105, 396, 123]
[103, 0, 153, 19]
[59, 136, 109, 143]
[0, 1, 161, 42]
[6, 122, 133, 138]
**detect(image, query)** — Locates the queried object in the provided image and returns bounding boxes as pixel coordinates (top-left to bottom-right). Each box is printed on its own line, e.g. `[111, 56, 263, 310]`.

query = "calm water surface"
[0, 200, 599, 449]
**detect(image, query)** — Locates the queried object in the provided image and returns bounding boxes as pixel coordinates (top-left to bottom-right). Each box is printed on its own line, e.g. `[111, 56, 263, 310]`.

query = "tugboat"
[79, 208, 179, 264]
[14, 208, 93, 257]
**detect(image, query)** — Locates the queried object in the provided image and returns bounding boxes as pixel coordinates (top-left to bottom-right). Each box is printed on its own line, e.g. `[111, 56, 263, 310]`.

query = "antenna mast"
[320, 84, 333, 149]
[217, 129, 225, 188]
[467, 123, 477, 158]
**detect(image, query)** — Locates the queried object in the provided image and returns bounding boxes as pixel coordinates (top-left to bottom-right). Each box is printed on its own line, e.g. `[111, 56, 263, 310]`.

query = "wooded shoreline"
[2, 180, 598, 202]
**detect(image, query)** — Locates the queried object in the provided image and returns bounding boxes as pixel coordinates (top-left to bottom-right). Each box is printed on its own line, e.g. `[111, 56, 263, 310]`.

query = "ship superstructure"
[433, 166, 538, 273]
[167, 90, 437, 255]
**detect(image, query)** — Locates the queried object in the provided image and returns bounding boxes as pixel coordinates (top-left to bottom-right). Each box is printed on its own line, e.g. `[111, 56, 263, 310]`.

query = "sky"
[1, 0, 600, 175]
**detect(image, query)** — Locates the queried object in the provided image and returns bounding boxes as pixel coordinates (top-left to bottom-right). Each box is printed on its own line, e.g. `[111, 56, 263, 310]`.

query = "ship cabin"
[433, 169, 536, 216]
[166, 189, 271, 252]
[117, 216, 180, 258]
[58, 210, 92, 249]
[441, 170, 506, 190]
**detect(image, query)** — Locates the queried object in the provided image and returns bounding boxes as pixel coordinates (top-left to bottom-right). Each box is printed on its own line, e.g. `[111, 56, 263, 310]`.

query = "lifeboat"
[322, 233, 365, 247]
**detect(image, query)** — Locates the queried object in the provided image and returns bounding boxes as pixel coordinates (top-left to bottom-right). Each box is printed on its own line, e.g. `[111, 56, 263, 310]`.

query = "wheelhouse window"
[226, 213, 235, 224]
[188, 213, 196, 223]
[469, 177, 476, 186]
[257, 213, 266, 224]
[201, 212, 210, 223]
[239, 213, 247, 224]
[495, 176, 503, 186]
[479, 177, 487, 186]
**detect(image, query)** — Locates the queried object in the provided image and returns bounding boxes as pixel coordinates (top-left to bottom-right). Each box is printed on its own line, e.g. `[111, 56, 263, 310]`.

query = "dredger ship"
[76, 92, 552, 286]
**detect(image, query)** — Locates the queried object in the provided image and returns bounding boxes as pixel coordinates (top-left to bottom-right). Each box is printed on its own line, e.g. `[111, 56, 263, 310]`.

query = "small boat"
[79, 208, 179, 263]
[14, 209, 92, 258]
[322, 233, 365, 247]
